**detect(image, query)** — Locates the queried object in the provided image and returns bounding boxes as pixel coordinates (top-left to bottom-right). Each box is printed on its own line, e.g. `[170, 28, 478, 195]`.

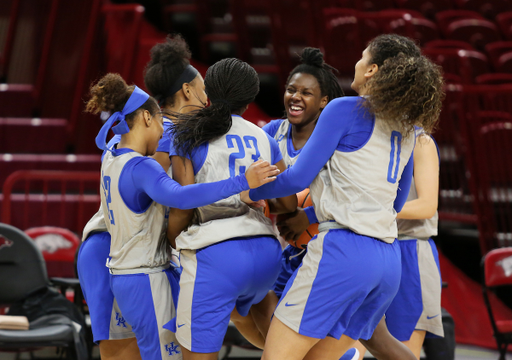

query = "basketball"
[278, 188, 319, 249]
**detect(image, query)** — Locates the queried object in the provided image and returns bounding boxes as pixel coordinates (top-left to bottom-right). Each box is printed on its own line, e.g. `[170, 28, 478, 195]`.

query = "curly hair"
[144, 34, 193, 108]
[170, 58, 259, 158]
[86, 73, 159, 128]
[287, 47, 344, 103]
[362, 35, 444, 135]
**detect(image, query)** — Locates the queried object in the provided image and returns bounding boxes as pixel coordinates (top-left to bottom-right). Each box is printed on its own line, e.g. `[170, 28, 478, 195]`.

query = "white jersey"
[273, 119, 299, 167]
[311, 119, 415, 243]
[101, 151, 171, 273]
[81, 208, 107, 242]
[176, 115, 276, 250]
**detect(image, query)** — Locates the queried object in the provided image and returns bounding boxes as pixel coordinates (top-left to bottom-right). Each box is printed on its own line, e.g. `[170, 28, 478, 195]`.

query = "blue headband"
[95, 86, 150, 152]
[155, 65, 199, 105]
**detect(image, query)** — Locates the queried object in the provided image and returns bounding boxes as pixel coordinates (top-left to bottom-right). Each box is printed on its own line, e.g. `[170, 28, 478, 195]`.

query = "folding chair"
[0, 222, 86, 360]
[482, 247, 512, 360]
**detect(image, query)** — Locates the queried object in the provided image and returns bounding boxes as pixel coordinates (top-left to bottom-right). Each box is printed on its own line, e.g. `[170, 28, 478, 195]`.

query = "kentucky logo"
[0, 236, 13, 251]
[497, 256, 512, 277]
[115, 312, 127, 328]
[277, 134, 285, 143]
[165, 342, 180, 356]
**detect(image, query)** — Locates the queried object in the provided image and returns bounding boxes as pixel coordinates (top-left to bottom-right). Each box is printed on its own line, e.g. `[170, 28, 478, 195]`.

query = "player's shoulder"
[262, 119, 286, 137]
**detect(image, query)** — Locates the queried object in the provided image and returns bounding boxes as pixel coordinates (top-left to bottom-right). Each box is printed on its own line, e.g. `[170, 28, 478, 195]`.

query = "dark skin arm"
[166, 156, 195, 248]
[266, 159, 297, 214]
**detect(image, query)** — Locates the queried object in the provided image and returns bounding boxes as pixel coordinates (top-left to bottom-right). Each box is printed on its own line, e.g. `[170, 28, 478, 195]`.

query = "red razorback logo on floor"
[0, 236, 13, 251]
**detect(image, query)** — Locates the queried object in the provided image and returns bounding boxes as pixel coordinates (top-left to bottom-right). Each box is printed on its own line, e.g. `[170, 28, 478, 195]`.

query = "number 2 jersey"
[170, 115, 282, 251]
[249, 97, 415, 243]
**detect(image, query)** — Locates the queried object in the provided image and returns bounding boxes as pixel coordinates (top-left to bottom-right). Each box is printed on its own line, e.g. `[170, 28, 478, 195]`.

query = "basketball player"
[85, 73, 278, 360]
[77, 36, 206, 360]
[167, 58, 297, 360]
[246, 34, 445, 360]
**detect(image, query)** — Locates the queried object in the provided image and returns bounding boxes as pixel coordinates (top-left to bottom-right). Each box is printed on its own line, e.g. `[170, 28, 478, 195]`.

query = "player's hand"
[245, 160, 279, 189]
[277, 208, 309, 241]
[240, 191, 266, 208]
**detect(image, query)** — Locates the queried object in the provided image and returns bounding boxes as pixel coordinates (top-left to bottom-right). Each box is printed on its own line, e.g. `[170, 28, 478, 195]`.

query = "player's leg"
[402, 330, 427, 359]
[230, 306, 266, 349]
[99, 338, 141, 360]
[303, 334, 357, 360]
[359, 318, 417, 360]
[77, 232, 141, 360]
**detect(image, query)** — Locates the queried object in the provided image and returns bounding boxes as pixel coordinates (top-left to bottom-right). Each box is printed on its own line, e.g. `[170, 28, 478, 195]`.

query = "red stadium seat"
[0, 154, 101, 189]
[359, 9, 426, 45]
[385, 17, 440, 46]
[395, 0, 453, 20]
[485, 41, 512, 70]
[496, 51, 512, 74]
[475, 73, 512, 84]
[424, 39, 474, 50]
[445, 19, 501, 52]
[102, 4, 145, 83]
[0, 84, 34, 117]
[1, 170, 100, 235]
[454, 0, 512, 20]
[320, 8, 367, 76]
[422, 48, 490, 83]
[497, 12, 512, 40]
[25, 226, 80, 279]
[482, 248, 512, 359]
[435, 9, 484, 34]
[0, 118, 67, 153]
[331, 0, 395, 12]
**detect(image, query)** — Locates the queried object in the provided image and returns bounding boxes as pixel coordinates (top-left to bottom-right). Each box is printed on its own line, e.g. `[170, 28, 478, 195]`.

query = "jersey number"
[226, 135, 261, 177]
[387, 131, 402, 184]
[102, 175, 115, 225]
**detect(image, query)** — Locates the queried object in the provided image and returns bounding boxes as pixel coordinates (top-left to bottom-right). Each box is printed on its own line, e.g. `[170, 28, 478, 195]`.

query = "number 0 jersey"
[171, 115, 280, 250]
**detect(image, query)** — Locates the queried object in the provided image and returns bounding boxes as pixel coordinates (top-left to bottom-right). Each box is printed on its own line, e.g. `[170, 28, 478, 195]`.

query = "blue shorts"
[173, 236, 281, 353]
[385, 238, 444, 341]
[275, 229, 401, 341]
[110, 267, 181, 360]
[77, 232, 135, 343]
[273, 245, 307, 299]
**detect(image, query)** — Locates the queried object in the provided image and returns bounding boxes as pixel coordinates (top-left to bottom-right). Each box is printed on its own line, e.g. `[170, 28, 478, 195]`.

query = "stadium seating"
[422, 48, 490, 83]
[424, 39, 474, 50]
[454, 0, 512, 20]
[496, 11, 512, 40]
[445, 19, 501, 52]
[395, 0, 453, 20]
[475, 73, 512, 84]
[482, 247, 512, 359]
[0, 118, 67, 153]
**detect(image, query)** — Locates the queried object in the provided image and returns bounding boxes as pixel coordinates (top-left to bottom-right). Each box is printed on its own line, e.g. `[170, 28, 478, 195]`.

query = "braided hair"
[287, 48, 344, 103]
[171, 58, 259, 158]
[144, 34, 192, 108]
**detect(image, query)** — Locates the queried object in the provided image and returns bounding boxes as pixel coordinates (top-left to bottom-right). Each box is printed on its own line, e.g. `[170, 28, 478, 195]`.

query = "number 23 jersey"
[171, 115, 281, 250]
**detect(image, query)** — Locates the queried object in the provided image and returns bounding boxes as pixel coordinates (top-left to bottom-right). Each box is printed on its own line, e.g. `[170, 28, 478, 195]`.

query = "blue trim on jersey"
[336, 114, 375, 153]
[119, 156, 153, 214]
[304, 206, 318, 224]
[156, 120, 173, 153]
[266, 132, 283, 165]
[262, 119, 284, 138]
[286, 124, 302, 158]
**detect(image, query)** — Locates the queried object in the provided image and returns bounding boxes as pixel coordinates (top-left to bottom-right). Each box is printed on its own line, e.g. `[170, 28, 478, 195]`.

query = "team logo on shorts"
[115, 312, 127, 328]
[165, 342, 180, 356]
[0, 236, 13, 251]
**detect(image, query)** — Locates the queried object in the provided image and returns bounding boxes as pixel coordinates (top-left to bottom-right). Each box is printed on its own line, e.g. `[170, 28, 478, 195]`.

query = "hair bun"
[300, 47, 324, 68]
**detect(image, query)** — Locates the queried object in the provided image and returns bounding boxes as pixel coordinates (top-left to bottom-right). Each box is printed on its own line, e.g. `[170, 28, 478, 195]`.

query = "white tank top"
[311, 119, 415, 243]
[176, 116, 276, 250]
[101, 151, 171, 273]
[273, 120, 299, 167]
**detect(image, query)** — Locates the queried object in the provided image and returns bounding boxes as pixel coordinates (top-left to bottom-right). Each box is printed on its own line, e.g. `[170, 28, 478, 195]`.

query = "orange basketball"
[278, 188, 319, 249]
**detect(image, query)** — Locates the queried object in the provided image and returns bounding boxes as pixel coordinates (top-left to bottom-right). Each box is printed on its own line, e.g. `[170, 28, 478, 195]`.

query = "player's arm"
[248, 97, 355, 201]
[277, 205, 318, 241]
[166, 156, 195, 248]
[132, 158, 279, 210]
[266, 159, 297, 214]
[151, 151, 171, 173]
[397, 134, 439, 219]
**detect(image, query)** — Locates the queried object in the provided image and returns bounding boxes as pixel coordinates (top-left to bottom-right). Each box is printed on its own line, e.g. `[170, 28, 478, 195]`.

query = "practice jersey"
[264, 119, 300, 168]
[397, 130, 440, 240]
[82, 118, 174, 243]
[101, 150, 171, 273]
[249, 97, 415, 243]
[172, 115, 280, 250]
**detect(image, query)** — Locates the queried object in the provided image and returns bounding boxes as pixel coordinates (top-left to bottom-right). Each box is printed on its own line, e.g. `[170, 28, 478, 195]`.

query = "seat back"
[424, 39, 474, 50]
[454, 0, 512, 20]
[25, 226, 80, 279]
[0, 222, 48, 305]
[436, 9, 484, 34]
[446, 19, 501, 52]
[395, 0, 453, 20]
[484, 248, 512, 287]
[497, 51, 512, 73]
